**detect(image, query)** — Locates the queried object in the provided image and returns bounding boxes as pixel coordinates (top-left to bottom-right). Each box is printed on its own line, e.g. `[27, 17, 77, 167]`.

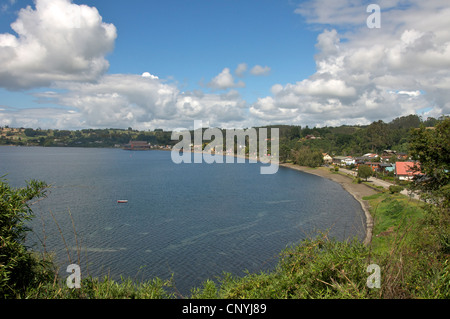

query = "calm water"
[0, 146, 365, 295]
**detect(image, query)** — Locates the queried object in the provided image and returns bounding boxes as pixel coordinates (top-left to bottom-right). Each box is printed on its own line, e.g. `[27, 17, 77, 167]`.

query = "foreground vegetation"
[1, 117, 448, 299]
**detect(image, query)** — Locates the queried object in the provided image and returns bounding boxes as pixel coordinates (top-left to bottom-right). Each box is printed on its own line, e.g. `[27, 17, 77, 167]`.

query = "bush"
[388, 185, 404, 194]
[0, 177, 54, 298]
[293, 148, 324, 168]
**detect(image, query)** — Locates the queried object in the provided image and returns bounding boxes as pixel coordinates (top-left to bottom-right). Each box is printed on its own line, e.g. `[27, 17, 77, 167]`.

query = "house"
[382, 150, 397, 156]
[123, 141, 151, 151]
[385, 164, 395, 174]
[323, 153, 333, 164]
[355, 157, 369, 165]
[343, 157, 356, 166]
[397, 153, 409, 160]
[358, 162, 391, 173]
[332, 156, 347, 166]
[364, 162, 382, 172]
[395, 162, 422, 181]
[333, 156, 355, 166]
[379, 163, 393, 173]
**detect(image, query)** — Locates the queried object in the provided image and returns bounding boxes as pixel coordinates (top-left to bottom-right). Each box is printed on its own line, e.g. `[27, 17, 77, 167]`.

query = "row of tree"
[1, 115, 446, 163]
[0, 128, 174, 148]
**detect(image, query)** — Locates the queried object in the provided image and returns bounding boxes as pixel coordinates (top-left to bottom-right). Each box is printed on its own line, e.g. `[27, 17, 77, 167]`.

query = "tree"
[409, 117, 450, 255]
[279, 144, 291, 163]
[357, 165, 373, 181]
[24, 128, 37, 137]
[409, 118, 450, 197]
[294, 147, 324, 168]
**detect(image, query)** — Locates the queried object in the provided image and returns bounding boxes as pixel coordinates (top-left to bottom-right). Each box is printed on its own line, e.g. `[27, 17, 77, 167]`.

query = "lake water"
[0, 146, 366, 295]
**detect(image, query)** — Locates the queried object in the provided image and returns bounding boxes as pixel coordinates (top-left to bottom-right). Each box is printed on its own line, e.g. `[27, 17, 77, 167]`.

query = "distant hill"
[0, 114, 447, 159]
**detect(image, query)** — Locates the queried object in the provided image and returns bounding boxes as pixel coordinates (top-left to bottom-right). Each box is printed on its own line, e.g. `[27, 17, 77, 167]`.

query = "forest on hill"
[0, 114, 446, 159]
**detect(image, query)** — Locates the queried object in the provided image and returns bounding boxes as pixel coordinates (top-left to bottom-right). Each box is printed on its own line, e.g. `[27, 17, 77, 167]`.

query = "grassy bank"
[1, 178, 449, 299]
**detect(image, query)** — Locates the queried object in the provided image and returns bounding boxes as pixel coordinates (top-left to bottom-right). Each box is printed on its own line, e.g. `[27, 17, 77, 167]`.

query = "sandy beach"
[279, 163, 377, 246]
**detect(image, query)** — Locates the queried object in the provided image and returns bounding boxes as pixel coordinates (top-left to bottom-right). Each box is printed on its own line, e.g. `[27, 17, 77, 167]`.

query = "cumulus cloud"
[32, 74, 248, 130]
[0, 105, 84, 129]
[142, 72, 159, 80]
[250, 65, 271, 76]
[207, 68, 246, 91]
[250, 0, 450, 127]
[235, 63, 248, 77]
[1, 0, 449, 131]
[0, 0, 117, 90]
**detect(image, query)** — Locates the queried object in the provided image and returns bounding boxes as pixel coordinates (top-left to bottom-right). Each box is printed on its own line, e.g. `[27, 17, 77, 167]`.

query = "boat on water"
[117, 200, 128, 204]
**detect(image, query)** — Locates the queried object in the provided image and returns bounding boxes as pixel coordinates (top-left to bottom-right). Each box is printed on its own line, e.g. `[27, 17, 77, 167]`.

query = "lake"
[0, 146, 366, 295]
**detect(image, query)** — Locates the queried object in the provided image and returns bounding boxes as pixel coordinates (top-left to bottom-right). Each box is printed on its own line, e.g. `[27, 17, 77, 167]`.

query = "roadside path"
[339, 167, 421, 200]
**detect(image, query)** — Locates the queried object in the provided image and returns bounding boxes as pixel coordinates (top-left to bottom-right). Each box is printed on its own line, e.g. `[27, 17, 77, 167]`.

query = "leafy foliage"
[358, 165, 373, 181]
[409, 117, 450, 256]
[0, 177, 55, 298]
[388, 185, 404, 194]
[292, 147, 324, 168]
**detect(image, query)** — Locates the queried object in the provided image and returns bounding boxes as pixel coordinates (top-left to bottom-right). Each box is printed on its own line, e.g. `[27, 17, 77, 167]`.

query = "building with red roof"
[395, 162, 422, 181]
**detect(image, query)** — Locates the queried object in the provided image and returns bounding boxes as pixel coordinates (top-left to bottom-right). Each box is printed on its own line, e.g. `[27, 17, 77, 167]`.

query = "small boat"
[117, 200, 128, 204]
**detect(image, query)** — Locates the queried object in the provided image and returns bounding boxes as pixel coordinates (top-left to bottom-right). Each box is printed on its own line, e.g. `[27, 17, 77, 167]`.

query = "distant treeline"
[0, 127, 174, 148]
[0, 115, 446, 159]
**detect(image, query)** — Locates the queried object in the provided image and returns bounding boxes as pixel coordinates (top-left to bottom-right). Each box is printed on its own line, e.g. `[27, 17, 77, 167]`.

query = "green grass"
[365, 193, 424, 255]
[22, 274, 174, 299]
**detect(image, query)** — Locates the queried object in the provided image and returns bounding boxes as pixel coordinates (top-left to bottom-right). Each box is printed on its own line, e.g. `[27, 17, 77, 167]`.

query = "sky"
[0, 0, 449, 131]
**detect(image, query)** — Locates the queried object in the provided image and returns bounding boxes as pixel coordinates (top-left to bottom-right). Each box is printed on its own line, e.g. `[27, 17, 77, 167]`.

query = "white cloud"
[250, 65, 271, 76]
[0, 106, 84, 129]
[31, 74, 248, 130]
[207, 68, 245, 91]
[0, 0, 117, 90]
[235, 63, 248, 77]
[249, 0, 450, 127]
[142, 72, 159, 80]
[1, 0, 449, 131]
[295, 0, 370, 26]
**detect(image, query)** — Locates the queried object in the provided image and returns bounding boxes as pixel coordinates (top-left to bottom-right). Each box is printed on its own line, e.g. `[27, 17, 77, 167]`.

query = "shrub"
[389, 185, 404, 194]
[0, 177, 54, 298]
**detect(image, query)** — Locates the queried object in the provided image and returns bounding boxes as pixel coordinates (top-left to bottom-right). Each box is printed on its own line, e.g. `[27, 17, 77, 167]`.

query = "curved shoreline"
[279, 163, 376, 246]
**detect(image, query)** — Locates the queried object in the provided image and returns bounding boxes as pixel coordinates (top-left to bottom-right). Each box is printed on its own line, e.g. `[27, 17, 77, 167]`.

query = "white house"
[323, 153, 333, 163]
[343, 157, 356, 166]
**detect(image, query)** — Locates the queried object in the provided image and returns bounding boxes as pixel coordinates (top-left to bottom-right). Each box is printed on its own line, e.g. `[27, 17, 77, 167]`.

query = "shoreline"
[279, 163, 376, 246]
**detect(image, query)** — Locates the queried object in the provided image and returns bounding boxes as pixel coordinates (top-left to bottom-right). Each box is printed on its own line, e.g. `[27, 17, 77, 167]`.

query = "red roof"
[395, 162, 421, 176]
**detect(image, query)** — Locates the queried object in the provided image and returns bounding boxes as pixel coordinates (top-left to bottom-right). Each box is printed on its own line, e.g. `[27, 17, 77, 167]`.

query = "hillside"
[0, 114, 446, 158]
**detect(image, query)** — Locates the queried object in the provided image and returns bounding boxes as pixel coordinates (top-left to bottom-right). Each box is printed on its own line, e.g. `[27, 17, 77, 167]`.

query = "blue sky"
[96, 0, 318, 100]
[0, 0, 449, 130]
